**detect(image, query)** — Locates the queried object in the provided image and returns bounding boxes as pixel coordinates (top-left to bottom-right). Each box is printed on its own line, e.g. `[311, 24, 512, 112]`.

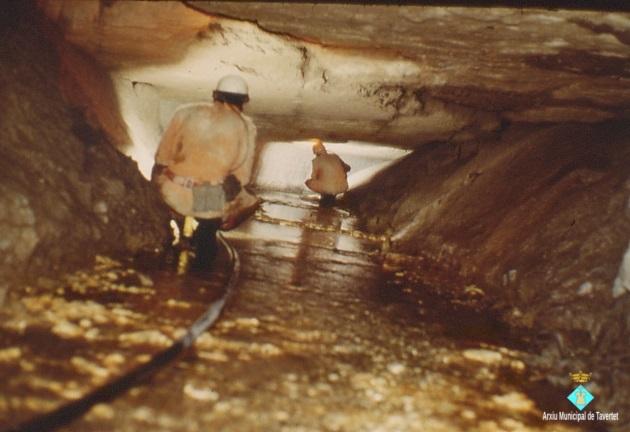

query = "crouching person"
[305, 139, 351, 207]
[152, 75, 260, 267]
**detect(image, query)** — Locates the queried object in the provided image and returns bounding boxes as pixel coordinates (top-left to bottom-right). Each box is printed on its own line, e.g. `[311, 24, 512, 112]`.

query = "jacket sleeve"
[155, 109, 185, 166]
[333, 154, 351, 173]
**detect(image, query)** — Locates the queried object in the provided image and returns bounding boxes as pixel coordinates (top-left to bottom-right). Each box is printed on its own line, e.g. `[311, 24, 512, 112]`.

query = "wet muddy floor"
[0, 192, 589, 431]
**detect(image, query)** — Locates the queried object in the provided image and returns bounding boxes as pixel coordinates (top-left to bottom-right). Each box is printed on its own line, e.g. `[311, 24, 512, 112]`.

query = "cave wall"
[37, 0, 210, 67]
[56, 38, 132, 151]
[0, 3, 171, 303]
[188, 2, 630, 134]
[346, 121, 630, 412]
[349, 122, 630, 310]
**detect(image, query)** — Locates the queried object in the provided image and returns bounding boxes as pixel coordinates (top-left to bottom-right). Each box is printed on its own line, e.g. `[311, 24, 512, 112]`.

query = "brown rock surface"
[0, 3, 171, 301]
[346, 121, 630, 417]
[38, 1, 630, 149]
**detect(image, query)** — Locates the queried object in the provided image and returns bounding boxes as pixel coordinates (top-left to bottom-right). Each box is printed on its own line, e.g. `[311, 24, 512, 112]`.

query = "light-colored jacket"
[154, 101, 257, 219]
[306, 153, 350, 195]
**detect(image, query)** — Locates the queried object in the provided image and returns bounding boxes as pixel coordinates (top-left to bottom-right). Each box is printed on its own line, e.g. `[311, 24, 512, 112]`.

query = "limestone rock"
[0, 3, 171, 295]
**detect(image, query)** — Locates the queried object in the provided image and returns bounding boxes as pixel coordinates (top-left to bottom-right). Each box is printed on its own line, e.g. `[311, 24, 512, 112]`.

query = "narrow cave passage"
[1, 1, 629, 431]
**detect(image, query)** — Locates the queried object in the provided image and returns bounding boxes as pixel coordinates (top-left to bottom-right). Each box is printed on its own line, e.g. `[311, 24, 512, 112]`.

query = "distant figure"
[305, 139, 351, 207]
[152, 75, 259, 263]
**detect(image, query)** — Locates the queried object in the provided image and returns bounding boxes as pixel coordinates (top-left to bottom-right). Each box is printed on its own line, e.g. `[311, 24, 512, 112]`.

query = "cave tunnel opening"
[1, 1, 630, 431]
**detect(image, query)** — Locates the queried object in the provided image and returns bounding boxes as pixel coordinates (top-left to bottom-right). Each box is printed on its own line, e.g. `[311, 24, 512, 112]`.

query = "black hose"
[5, 232, 240, 432]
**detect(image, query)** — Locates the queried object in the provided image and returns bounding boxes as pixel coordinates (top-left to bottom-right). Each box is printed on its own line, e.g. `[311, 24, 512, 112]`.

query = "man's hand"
[220, 194, 261, 230]
[223, 174, 242, 202]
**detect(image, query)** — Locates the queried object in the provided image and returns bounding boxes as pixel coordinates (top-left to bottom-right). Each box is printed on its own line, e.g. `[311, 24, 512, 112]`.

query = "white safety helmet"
[213, 75, 249, 107]
[215, 75, 249, 96]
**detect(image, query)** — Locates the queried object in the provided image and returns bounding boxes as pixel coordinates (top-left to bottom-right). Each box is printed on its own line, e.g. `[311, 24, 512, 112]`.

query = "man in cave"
[305, 139, 351, 207]
[152, 74, 259, 267]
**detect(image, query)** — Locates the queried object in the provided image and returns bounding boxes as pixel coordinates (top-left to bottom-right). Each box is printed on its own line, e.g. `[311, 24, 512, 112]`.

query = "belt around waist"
[164, 169, 212, 189]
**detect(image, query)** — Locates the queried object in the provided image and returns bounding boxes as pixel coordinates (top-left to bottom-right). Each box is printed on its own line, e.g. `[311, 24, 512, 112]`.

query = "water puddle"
[0, 249, 229, 431]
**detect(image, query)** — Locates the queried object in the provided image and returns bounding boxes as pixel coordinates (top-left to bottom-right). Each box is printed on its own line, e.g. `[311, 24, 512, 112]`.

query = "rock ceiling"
[40, 1, 630, 151]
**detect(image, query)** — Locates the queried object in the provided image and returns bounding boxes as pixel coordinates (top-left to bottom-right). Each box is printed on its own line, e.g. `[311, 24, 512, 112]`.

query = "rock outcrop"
[0, 3, 171, 303]
[346, 121, 630, 418]
[38, 1, 630, 154]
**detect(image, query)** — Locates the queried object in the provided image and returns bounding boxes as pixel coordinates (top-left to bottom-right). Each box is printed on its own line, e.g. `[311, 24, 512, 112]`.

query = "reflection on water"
[0, 249, 229, 430]
[0, 192, 580, 432]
